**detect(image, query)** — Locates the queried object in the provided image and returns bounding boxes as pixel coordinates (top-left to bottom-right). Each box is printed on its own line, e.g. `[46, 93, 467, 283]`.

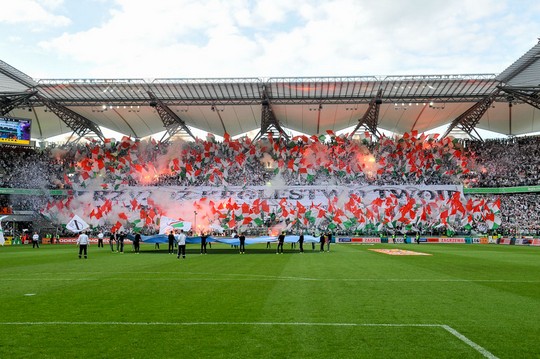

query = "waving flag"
[66, 215, 90, 233]
[159, 216, 192, 234]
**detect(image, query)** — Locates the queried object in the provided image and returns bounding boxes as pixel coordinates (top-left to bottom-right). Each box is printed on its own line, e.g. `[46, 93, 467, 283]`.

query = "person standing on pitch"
[168, 230, 175, 254]
[298, 231, 304, 253]
[266, 228, 272, 249]
[200, 232, 208, 254]
[326, 231, 332, 252]
[32, 231, 40, 248]
[77, 231, 90, 259]
[319, 233, 326, 252]
[177, 229, 187, 259]
[239, 232, 246, 254]
[133, 232, 141, 254]
[118, 231, 126, 253]
[97, 230, 104, 248]
[115, 231, 120, 251]
[277, 231, 285, 254]
[109, 231, 116, 252]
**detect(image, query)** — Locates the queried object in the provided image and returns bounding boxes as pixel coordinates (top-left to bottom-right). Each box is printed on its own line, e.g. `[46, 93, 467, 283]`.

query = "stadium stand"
[1, 132, 540, 237]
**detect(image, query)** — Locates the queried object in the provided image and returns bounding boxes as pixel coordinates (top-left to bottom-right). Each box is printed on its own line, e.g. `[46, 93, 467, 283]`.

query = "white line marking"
[441, 325, 499, 359]
[0, 321, 439, 327]
[0, 321, 499, 358]
[2, 271, 538, 284]
[0, 277, 537, 283]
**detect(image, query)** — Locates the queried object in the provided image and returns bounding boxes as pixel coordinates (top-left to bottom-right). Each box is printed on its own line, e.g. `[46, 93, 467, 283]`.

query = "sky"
[1, 0, 540, 80]
[1, 0, 540, 141]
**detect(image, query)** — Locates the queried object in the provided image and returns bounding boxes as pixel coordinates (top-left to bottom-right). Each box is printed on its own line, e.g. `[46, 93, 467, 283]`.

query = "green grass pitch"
[0, 242, 539, 358]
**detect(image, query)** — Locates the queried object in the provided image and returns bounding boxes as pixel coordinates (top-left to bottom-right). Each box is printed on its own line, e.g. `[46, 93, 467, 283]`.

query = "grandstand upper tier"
[1, 40, 540, 141]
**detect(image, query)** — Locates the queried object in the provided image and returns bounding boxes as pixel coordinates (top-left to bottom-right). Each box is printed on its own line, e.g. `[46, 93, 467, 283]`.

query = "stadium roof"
[1, 41, 540, 141]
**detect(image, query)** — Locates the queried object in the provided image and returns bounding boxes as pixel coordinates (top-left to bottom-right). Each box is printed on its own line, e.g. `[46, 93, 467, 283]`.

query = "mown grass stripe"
[0, 321, 498, 358]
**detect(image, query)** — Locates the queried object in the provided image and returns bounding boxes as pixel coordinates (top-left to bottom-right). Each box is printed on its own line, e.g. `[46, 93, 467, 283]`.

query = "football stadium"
[1, 9, 540, 358]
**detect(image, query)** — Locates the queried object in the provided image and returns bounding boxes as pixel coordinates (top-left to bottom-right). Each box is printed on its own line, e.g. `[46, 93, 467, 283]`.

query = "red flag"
[63, 174, 72, 185]
[96, 159, 105, 170]
[111, 221, 122, 232]
[296, 201, 306, 215]
[261, 200, 269, 213]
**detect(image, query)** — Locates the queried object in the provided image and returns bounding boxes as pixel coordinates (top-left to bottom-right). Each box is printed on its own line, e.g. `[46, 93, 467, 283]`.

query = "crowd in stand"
[461, 136, 540, 188]
[1, 133, 540, 235]
[0, 146, 67, 189]
[498, 193, 540, 235]
[0, 133, 538, 189]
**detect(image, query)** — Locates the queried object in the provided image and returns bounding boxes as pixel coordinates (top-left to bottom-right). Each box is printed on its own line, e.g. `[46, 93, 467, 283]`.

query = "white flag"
[66, 215, 89, 233]
[0, 216, 6, 246]
[159, 216, 191, 234]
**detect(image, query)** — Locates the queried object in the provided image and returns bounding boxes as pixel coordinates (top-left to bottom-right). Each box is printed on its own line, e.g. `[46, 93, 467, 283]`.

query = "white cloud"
[0, 0, 70, 27]
[32, 0, 540, 78]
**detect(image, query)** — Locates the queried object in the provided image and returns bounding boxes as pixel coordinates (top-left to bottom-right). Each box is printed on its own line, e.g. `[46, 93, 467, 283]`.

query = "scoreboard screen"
[0, 116, 32, 146]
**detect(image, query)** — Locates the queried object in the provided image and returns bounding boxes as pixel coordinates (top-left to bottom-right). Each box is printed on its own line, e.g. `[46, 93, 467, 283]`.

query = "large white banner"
[89, 185, 463, 208]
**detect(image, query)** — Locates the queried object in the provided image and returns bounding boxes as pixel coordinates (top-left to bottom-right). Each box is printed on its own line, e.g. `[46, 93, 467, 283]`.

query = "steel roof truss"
[147, 92, 195, 142]
[1, 91, 37, 116]
[253, 90, 290, 141]
[499, 86, 540, 111]
[36, 94, 104, 142]
[442, 90, 500, 140]
[349, 89, 383, 139]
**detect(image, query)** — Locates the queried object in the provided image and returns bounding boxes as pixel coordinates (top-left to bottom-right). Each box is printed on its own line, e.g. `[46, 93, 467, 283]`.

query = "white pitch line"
[441, 325, 499, 359]
[0, 321, 438, 327]
[0, 277, 538, 283]
[0, 321, 499, 358]
[2, 271, 539, 284]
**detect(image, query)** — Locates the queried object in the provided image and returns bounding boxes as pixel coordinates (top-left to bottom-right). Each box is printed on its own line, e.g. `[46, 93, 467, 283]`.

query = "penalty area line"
[441, 325, 499, 359]
[0, 321, 498, 358]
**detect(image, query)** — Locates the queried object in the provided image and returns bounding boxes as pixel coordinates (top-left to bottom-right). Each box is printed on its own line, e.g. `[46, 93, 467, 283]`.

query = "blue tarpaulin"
[127, 234, 320, 245]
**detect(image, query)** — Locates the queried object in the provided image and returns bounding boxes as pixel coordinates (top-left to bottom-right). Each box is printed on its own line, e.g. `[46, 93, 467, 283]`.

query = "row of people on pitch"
[106, 231, 141, 253]
[318, 232, 333, 252]
[241, 231, 332, 254]
[168, 230, 211, 255]
[76, 230, 142, 258]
